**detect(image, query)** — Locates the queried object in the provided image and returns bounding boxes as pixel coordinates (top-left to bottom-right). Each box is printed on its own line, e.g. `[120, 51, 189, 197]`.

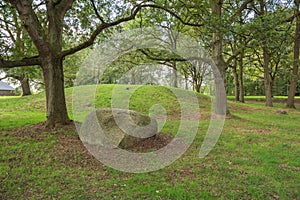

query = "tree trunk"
[238, 50, 245, 103]
[130, 70, 136, 85]
[172, 63, 178, 88]
[21, 77, 31, 96]
[211, 0, 228, 115]
[232, 58, 239, 101]
[195, 82, 201, 93]
[42, 57, 69, 127]
[287, 0, 300, 108]
[263, 47, 273, 107]
[259, 0, 273, 107]
[7, 73, 32, 96]
[270, 76, 275, 97]
[185, 75, 188, 90]
[43, 3, 71, 127]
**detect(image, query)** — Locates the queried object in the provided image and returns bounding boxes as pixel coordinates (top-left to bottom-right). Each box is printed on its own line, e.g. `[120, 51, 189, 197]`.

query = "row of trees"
[0, 0, 299, 127]
[97, 0, 299, 106]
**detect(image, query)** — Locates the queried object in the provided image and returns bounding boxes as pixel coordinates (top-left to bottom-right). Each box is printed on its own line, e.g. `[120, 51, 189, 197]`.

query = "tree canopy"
[0, 0, 299, 126]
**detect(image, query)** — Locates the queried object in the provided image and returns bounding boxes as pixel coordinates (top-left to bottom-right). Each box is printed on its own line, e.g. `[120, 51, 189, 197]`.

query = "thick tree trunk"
[238, 51, 245, 103]
[43, 2, 71, 127]
[21, 77, 31, 96]
[287, 0, 300, 108]
[42, 57, 69, 127]
[211, 0, 228, 115]
[263, 48, 273, 107]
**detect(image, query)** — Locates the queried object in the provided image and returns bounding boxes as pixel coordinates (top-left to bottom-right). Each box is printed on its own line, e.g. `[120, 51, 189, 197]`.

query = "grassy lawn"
[1, 84, 299, 199]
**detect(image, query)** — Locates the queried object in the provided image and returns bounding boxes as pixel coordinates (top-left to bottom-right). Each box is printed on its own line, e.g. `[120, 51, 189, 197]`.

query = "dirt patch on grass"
[11, 122, 173, 155]
[125, 133, 172, 152]
[13, 122, 75, 138]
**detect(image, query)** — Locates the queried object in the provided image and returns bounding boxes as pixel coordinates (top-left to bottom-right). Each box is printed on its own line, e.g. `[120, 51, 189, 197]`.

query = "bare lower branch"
[0, 56, 41, 69]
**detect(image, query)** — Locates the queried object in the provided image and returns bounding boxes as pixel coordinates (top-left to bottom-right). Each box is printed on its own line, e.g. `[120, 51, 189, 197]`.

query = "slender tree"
[287, 0, 300, 108]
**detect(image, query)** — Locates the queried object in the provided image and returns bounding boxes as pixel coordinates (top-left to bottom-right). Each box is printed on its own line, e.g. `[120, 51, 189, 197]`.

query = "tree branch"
[56, 0, 73, 19]
[138, 49, 186, 62]
[0, 56, 41, 69]
[284, 12, 300, 23]
[61, 4, 144, 57]
[0, 17, 15, 27]
[229, 0, 254, 23]
[140, 4, 204, 27]
[157, 61, 174, 68]
[90, 0, 105, 23]
[62, 2, 204, 58]
[8, 0, 49, 55]
[225, 35, 253, 65]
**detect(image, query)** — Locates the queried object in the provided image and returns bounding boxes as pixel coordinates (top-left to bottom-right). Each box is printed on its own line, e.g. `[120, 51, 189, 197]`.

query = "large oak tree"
[0, 0, 159, 127]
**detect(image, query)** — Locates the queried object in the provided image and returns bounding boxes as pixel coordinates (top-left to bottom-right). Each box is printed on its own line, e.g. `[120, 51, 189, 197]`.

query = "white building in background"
[0, 81, 15, 96]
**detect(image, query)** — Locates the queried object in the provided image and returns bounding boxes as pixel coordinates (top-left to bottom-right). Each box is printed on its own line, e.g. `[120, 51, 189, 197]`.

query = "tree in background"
[0, 4, 42, 96]
[0, 0, 298, 128]
[287, 0, 300, 108]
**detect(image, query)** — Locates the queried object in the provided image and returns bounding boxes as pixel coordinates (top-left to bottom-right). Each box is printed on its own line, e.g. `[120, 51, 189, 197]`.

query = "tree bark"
[5, 73, 32, 96]
[172, 62, 178, 88]
[20, 77, 31, 96]
[211, 0, 228, 115]
[42, 1, 70, 127]
[194, 80, 201, 93]
[42, 57, 69, 127]
[196, 84, 201, 93]
[184, 74, 189, 90]
[259, 0, 273, 107]
[287, 0, 300, 108]
[6, 0, 71, 127]
[232, 58, 239, 101]
[130, 70, 136, 85]
[263, 47, 273, 107]
[238, 50, 245, 103]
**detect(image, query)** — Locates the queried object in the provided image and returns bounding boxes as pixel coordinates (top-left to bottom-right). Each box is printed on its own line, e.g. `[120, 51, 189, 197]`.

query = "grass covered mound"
[0, 84, 300, 199]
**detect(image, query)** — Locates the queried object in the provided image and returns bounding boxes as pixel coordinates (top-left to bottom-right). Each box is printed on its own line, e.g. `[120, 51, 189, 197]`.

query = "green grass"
[1, 84, 299, 199]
